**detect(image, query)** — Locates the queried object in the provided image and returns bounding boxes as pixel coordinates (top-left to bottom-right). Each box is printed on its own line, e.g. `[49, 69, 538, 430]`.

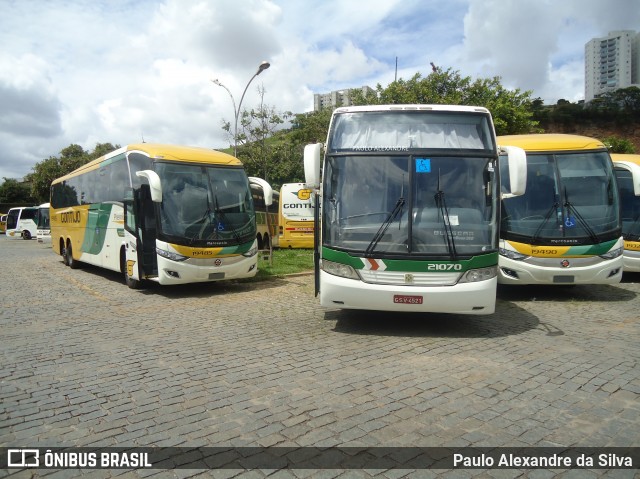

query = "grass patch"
[255, 248, 314, 278]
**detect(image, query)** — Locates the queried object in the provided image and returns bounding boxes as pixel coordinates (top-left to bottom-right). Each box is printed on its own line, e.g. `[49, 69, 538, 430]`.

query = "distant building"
[313, 86, 374, 111]
[585, 30, 640, 102]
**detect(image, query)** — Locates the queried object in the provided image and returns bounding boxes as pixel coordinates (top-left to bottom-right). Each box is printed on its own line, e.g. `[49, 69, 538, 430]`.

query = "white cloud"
[0, 0, 639, 180]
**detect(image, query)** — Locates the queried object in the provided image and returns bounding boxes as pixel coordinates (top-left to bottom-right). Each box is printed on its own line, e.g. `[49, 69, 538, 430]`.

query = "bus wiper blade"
[364, 196, 405, 257]
[213, 195, 242, 244]
[190, 207, 214, 244]
[434, 174, 457, 260]
[532, 201, 560, 244]
[564, 189, 599, 244]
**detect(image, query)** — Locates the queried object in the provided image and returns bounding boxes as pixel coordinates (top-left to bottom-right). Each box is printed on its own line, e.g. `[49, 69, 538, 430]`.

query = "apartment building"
[585, 30, 640, 102]
[313, 86, 374, 111]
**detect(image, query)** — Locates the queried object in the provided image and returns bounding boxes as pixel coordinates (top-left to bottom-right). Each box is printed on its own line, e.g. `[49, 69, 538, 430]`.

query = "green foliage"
[602, 136, 636, 154]
[254, 248, 313, 279]
[289, 108, 333, 145]
[221, 86, 296, 186]
[26, 143, 120, 203]
[350, 68, 540, 135]
[0, 178, 34, 204]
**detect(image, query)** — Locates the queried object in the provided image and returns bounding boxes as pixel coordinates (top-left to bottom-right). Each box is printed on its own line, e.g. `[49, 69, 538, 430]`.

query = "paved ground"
[0, 236, 638, 478]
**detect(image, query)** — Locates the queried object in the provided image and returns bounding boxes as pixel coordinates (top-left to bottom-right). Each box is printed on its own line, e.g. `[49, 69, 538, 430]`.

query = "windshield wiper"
[364, 196, 405, 257]
[563, 188, 599, 244]
[213, 194, 242, 244]
[434, 171, 458, 260]
[532, 197, 561, 244]
[190, 206, 214, 244]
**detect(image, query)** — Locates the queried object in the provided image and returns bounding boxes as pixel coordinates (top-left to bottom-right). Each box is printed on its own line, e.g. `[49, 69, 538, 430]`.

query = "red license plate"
[393, 294, 423, 304]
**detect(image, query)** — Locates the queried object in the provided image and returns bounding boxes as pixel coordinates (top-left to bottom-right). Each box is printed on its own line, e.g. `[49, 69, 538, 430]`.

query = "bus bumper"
[319, 271, 497, 315]
[155, 254, 258, 285]
[622, 249, 640, 273]
[498, 256, 624, 285]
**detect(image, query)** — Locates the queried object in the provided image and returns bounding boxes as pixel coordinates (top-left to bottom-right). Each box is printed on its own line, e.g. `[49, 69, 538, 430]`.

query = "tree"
[0, 178, 34, 204]
[350, 67, 540, 135]
[26, 143, 119, 203]
[222, 86, 292, 184]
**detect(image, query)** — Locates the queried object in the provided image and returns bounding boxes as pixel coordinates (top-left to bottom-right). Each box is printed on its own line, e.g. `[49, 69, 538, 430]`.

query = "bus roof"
[53, 143, 242, 184]
[497, 134, 606, 152]
[611, 153, 640, 167]
[333, 104, 490, 115]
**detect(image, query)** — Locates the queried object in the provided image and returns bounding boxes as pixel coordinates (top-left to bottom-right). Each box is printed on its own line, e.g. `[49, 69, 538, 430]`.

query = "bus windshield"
[323, 155, 497, 257]
[157, 163, 256, 245]
[617, 168, 640, 240]
[37, 207, 50, 229]
[328, 111, 495, 152]
[501, 151, 619, 242]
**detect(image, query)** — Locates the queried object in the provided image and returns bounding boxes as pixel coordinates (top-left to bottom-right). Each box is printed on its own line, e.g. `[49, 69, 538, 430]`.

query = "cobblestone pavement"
[0, 236, 638, 478]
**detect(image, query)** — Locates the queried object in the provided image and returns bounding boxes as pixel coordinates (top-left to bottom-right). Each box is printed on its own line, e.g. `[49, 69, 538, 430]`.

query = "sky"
[0, 0, 638, 180]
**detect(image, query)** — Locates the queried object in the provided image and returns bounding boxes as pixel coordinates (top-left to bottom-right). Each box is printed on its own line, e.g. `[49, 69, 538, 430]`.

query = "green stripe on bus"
[82, 203, 114, 255]
[321, 247, 497, 272]
[563, 239, 618, 256]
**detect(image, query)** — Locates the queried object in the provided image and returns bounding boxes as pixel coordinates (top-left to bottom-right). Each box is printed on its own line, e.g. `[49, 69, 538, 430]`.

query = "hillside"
[540, 120, 640, 152]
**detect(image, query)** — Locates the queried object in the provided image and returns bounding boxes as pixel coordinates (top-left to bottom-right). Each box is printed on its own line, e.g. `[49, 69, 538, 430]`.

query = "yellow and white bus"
[252, 183, 279, 249]
[611, 153, 640, 272]
[498, 134, 631, 285]
[51, 143, 272, 288]
[278, 182, 314, 249]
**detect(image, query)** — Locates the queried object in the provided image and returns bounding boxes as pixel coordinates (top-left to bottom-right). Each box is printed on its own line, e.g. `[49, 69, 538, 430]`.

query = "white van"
[6, 206, 38, 240]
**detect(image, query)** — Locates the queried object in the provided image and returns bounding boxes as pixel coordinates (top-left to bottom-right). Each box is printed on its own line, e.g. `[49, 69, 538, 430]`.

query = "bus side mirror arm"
[304, 143, 322, 188]
[248, 177, 274, 206]
[500, 145, 527, 199]
[136, 170, 162, 202]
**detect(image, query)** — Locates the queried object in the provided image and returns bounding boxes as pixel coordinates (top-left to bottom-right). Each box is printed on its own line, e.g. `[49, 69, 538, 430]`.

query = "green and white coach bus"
[304, 104, 527, 315]
[50, 143, 272, 288]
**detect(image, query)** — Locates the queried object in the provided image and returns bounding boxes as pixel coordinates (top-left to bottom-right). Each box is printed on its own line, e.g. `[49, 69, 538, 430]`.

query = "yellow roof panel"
[497, 134, 605, 152]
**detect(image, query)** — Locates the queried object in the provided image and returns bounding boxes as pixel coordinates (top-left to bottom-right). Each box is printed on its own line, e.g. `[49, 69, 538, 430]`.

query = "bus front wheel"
[121, 250, 141, 289]
[22, 230, 31, 240]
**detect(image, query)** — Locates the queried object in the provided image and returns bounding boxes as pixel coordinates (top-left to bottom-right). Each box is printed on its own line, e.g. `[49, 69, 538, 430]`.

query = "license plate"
[393, 294, 423, 304]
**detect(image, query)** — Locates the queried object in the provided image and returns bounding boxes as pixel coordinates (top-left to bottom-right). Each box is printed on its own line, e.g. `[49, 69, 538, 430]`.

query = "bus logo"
[295, 189, 312, 200]
[404, 273, 414, 284]
[560, 260, 571, 268]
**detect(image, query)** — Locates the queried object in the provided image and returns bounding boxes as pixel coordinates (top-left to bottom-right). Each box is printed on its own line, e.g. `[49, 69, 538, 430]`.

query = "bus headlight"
[459, 266, 497, 283]
[243, 244, 258, 257]
[599, 247, 623, 260]
[156, 247, 189, 262]
[321, 259, 360, 280]
[499, 248, 528, 261]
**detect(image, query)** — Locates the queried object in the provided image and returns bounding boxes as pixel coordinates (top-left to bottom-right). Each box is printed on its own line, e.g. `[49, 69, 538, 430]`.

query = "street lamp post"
[212, 61, 271, 157]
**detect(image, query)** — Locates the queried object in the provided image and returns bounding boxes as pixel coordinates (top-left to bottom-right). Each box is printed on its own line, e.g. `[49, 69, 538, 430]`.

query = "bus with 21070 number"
[50, 143, 272, 288]
[304, 104, 527, 315]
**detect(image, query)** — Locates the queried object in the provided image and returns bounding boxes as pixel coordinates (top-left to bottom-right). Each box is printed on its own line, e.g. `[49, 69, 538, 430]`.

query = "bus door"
[124, 184, 158, 286]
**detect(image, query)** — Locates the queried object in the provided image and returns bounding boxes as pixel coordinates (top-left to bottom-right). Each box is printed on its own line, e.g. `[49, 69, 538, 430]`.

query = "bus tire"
[61, 239, 69, 265]
[66, 241, 80, 269]
[125, 270, 141, 289]
[121, 250, 141, 289]
[22, 230, 31, 240]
